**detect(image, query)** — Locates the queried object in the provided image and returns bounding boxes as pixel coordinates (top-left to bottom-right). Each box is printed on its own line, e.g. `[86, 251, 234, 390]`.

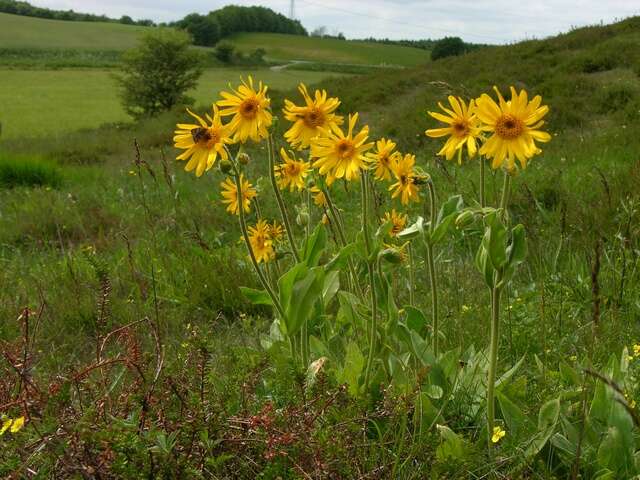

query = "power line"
[296, 0, 505, 42]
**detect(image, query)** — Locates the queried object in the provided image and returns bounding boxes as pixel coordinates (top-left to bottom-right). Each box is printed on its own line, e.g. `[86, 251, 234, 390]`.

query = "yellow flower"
[217, 76, 272, 143]
[283, 83, 343, 149]
[0, 418, 11, 435]
[366, 138, 401, 181]
[173, 105, 233, 177]
[248, 219, 275, 263]
[382, 209, 407, 237]
[10, 416, 24, 433]
[389, 153, 420, 205]
[275, 148, 311, 192]
[475, 86, 551, 170]
[220, 175, 257, 215]
[268, 221, 285, 243]
[491, 426, 506, 443]
[425, 96, 482, 163]
[311, 113, 374, 182]
[310, 186, 328, 208]
[633, 344, 640, 357]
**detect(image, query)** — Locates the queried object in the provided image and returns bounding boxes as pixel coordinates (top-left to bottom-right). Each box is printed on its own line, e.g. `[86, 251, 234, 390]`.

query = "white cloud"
[29, 0, 640, 43]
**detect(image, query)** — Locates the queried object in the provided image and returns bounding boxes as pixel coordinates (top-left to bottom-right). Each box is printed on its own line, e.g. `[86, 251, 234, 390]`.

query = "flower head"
[248, 219, 275, 263]
[491, 426, 506, 443]
[220, 174, 257, 215]
[173, 106, 232, 176]
[217, 76, 272, 143]
[367, 138, 401, 180]
[283, 84, 343, 149]
[275, 148, 311, 192]
[268, 221, 285, 243]
[311, 113, 374, 182]
[310, 186, 328, 208]
[425, 96, 482, 163]
[382, 209, 408, 237]
[389, 154, 421, 205]
[475, 86, 551, 170]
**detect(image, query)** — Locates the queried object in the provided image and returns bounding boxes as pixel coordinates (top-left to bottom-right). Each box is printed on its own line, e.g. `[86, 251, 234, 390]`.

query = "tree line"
[173, 6, 307, 47]
[0, 0, 154, 26]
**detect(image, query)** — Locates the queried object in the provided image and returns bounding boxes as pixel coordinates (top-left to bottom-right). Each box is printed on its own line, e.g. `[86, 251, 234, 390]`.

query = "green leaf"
[325, 243, 358, 272]
[397, 216, 424, 241]
[322, 270, 340, 307]
[404, 307, 428, 334]
[497, 391, 531, 438]
[475, 245, 495, 288]
[496, 355, 526, 390]
[302, 223, 327, 267]
[429, 195, 464, 245]
[337, 341, 365, 397]
[538, 397, 560, 431]
[486, 214, 508, 270]
[507, 224, 527, 266]
[278, 264, 324, 336]
[436, 424, 468, 461]
[240, 287, 273, 306]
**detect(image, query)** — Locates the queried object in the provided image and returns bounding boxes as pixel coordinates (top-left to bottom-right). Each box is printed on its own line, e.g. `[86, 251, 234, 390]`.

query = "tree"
[177, 13, 221, 46]
[214, 42, 235, 63]
[431, 36, 467, 61]
[115, 29, 204, 119]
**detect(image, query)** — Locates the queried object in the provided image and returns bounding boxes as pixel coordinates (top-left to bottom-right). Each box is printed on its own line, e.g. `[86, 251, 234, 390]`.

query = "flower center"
[284, 163, 301, 176]
[303, 107, 325, 128]
[191, 127, 213, 145]
[336, 139, 355, 159]
[495, 114, 524, 140]
[240, 98, 260, 119]
[452, 120, 470, 137]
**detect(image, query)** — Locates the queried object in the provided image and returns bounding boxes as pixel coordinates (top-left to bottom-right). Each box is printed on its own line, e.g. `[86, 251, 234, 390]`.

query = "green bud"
[238, 152, 250, 165]
[455, 210, 475, 229]
[297, 211, 310, 226]
[219, 159, 233, 174]
[379, 248, 403, 265]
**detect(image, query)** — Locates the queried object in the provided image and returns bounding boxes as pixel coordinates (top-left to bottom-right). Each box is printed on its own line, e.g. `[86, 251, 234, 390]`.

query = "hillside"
[0, 12, 429, 67]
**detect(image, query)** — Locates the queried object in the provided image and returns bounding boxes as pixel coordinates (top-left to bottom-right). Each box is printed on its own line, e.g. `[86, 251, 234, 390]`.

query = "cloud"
[30, 0, 640, 43]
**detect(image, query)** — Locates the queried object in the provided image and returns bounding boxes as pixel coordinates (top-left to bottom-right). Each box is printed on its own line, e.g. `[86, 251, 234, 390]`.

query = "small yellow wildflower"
[283, 83, 343, 149]
[366, 138, 401, 181]
[491, 426, 506, 443]
[310, 186, 328, 208]
[220, 175, 257, 215]
[248, 219, 275, 263]
[382, 209, 407, 237]
[389, 153, 421, 205]
[268, 221, 285, 243]
[275, 148, 311, 192]
[461, 305, 471, 313]
[217, 76, 272, 143]
[10, 416, 24, 433]
[0, 418, 11, 435]
[425, 96, 482, 163]
[475, 86, 551, 170]
[633, 344, 640, 357]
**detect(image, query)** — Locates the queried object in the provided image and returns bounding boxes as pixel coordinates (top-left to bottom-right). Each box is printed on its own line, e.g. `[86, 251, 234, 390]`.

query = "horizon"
[25, 0, 640, 44]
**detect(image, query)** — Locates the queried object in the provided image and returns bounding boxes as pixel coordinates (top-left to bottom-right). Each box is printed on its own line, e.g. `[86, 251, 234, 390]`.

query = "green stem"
[479, 157, 486, 208]
[268, 135, 300, 263]
[408, 243, 415, 307]
[362, 174, 378, 390]
[232, 161, 284, 320]
[487, 285, 502, 452]
[499, 170, 511, 214]
[426, 181, 439, 357]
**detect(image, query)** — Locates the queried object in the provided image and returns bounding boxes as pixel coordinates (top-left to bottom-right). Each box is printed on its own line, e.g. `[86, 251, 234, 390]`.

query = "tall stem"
[268, 135, 300, 263]
[479, 157, 486, 208]
[232, 162, 284, 319]
[426, 181, 439, 357]
[408, 243, 415, 307]
[499, 170, 511, 214]
[362, 174, 378, 389]
[487, 285, 502, 452]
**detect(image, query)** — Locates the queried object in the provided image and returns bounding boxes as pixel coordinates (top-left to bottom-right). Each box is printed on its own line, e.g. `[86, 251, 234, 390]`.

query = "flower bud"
[455, 210, 475, 229]
[379, 247, 403, 265]
[219, 159, 232, 174]
[297, 211, 310, 226]
[238, 152, 250, 165]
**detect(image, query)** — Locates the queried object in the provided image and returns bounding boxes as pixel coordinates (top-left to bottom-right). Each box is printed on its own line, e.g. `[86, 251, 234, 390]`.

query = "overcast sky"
[30, 0, 640, 43]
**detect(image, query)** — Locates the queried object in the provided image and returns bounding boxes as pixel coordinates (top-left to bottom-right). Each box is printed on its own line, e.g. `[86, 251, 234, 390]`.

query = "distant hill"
[0, 13, 429, 67]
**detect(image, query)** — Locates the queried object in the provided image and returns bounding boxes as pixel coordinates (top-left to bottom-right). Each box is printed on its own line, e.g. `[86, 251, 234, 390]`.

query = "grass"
[228, 32, 429, 66]
[0, 14, 640, 479]
[0, 67, 350, 140]
[0, 153, 62, 188]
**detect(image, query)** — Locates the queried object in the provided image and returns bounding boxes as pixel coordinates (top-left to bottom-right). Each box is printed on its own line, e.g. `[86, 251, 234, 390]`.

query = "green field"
[0, 68, 348, 140]
[228, 32, 429, 66]
[2, 9, 640, 479]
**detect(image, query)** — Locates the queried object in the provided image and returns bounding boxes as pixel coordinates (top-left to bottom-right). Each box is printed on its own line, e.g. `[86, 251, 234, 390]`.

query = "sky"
[30, 0, 640, 44]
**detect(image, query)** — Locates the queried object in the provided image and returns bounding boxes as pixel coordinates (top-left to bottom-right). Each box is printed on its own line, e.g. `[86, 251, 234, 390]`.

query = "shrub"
[115, 29, 204, 119]
[214, 42, 235, 64]
[0, 154, 62, 188]
[431, 36, 466, 61]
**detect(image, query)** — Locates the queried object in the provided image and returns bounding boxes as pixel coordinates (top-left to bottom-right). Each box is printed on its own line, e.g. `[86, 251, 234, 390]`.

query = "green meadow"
[1, 7, 640, 479]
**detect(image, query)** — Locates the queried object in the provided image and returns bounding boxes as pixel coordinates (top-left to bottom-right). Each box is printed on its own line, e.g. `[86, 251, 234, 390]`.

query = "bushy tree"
[115, 29, 203, 118]
[177, 13, 221, 46]
[214, 41, 235, 63]
[431, 36, 467, 61]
